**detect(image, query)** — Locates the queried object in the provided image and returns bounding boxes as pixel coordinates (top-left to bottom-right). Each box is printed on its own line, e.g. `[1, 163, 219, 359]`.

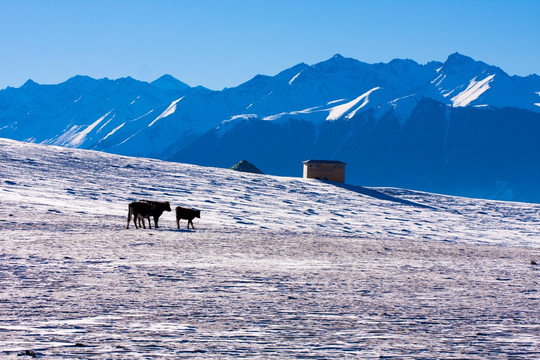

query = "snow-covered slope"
[2, 138, 540, 358]
[2, 138, 539, 246]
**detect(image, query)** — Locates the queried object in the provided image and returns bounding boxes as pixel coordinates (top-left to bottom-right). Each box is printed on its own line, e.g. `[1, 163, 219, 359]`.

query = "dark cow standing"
[175, 206, 200, 229]
[126, 201, 154, 229]
[139, 200, 171, 228]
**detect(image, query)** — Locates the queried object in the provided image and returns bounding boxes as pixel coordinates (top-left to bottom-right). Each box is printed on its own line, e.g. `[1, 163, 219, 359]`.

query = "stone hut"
[302, 160, 346, 183]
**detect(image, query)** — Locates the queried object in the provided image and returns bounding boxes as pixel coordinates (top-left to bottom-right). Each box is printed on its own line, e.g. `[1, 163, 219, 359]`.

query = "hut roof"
[302, 160, 346, 165]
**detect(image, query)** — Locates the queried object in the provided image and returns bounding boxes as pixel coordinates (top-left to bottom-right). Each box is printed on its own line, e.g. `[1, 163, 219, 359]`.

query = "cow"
[175, 206, 200, 230]
[139, 200, 172, 228]
[126, 201, 154, 229]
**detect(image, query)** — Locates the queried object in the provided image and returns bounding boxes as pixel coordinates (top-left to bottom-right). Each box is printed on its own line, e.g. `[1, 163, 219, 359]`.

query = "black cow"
[126, 201, 154, 229]
[175, 206, 200, 229]
[139, 200, 172, 228]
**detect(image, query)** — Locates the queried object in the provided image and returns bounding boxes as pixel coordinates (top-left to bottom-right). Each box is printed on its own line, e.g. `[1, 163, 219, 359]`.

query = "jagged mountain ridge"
[1, 53, 539, 201]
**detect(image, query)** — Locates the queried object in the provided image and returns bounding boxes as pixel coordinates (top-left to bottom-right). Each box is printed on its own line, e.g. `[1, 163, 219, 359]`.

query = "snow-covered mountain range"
[1, 53, 539, 202]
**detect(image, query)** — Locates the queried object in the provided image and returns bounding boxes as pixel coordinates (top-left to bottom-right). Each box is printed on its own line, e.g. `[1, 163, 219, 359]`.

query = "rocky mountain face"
[173, 98, 540, 202]
[1, 53, 539, 202]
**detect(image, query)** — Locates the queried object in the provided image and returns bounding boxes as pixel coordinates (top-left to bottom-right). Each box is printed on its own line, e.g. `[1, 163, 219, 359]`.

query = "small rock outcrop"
[230, 160, 264, 174]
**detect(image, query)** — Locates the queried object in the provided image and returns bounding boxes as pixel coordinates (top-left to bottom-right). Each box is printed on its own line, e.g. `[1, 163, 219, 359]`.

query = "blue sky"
[1, 0, 539, 90]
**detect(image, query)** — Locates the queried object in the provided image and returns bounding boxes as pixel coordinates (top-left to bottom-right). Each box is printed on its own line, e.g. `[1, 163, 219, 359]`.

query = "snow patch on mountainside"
[51, 111, 113, 147]
[289, 70, 304, 85]
[96, 115, 116, 134]
[148, 97, 183, 127]
[260, 89, 415, 127]
[431, 73, 446, 87]
[450, 74, 495, 107]
[375, 94, 419, 125]
[102, 122, 125, 141]
[327, 87, 381, 121]
[263, 100, 342, 121]
[216, 114, 259, 137]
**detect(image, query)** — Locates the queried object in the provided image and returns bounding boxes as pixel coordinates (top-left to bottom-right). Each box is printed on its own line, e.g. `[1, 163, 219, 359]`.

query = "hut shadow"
[332, 182, 435, 209]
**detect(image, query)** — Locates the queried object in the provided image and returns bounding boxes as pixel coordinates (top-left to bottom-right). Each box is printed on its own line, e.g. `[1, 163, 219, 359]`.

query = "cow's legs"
[126, 209, 132, 229]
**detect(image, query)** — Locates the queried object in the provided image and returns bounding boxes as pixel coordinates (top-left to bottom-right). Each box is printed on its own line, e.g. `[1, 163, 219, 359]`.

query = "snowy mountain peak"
[151, 74, 191, 92]
[446, 52, 477, 65]
[441, 52, 497, 77]
[21, 79, 39, 88]
[387, 58, 422, 72]
[273, 62, 310, 83]
[63, 75, 96, 84]
[115, 76, 141, 85]
[314, 53, 369, 73]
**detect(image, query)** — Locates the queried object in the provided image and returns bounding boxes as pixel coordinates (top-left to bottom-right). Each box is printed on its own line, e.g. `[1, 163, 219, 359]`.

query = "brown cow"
[175, 206, 200, 230]
[139, 200, 172, 228]
[126, 201, 154, 229]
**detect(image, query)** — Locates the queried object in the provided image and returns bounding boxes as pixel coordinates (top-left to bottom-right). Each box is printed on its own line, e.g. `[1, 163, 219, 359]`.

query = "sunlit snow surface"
[450, 75, 495, 107]
[148, 97, 184, 127]
[326, 88, 380, 121]
[1, 138, 540, 358]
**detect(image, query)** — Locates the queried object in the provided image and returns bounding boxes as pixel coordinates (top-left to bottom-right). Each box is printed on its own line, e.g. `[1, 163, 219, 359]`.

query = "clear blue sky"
[1, 0, 539, 90]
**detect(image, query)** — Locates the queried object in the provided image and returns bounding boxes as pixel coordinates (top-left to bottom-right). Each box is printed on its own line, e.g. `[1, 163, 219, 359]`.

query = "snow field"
[1, 138, 540, 358]
[2, 139, 539, 246]
[2, 228, 540, 358]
